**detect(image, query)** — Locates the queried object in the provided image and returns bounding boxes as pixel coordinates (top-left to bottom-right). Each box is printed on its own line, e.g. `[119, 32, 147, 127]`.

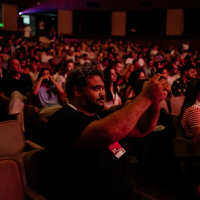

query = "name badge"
[109, 142, 126, 158]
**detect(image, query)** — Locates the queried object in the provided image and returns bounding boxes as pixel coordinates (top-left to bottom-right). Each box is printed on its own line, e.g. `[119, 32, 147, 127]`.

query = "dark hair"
[127, 69, 144, 86]
[177, 78, 200, 124]
[16, 51, 24, 61]
[132, 79, 148, 96]
[28, 47, 35, 54]
[129, 51, 134, 57]
[65, 64, 104, 100]
[103, 67, 120, 102]
[50, 42, 56, 49]
[156, 68, 168, 74]
[8, 58, 16, 69]
[181, 64, 194, 76]
[37, 68, 52, 83]
[196, 62, 200, 69]
[49, 58, 54, 65]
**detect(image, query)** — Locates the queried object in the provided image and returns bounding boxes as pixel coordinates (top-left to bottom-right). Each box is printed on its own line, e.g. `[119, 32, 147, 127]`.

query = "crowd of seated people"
[0, 34, 199, 131]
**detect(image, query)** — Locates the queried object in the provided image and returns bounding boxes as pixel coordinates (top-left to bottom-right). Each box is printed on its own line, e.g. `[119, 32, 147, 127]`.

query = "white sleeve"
[55, 75, 62, 86]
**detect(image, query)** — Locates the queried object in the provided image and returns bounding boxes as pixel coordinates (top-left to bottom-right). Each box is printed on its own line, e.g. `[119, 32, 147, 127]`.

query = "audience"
[1, 31, 200, 199]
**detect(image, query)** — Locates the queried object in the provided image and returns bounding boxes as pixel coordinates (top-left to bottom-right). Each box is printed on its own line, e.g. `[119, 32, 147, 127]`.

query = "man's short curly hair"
[65, 64, 104, 100]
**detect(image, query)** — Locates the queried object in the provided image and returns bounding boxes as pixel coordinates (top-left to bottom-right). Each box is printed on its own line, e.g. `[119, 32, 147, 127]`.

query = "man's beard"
[79, 95, 104, 113]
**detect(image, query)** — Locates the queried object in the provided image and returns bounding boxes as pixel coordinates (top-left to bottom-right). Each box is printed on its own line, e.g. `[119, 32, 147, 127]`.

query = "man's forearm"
[125, 101, 161, 138]
[0, 92, 10, 102]
[97, 94, 153, 143]
[138, 101, 161, 134]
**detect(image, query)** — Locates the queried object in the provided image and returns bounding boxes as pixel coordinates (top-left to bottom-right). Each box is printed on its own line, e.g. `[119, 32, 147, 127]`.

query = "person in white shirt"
[167, 64, 180, 87]
[80, 54, 91, 65]
[66, 49, 76, 62]
[39, 19, 45, 36]
[24, 24, 31, 42]
[125, 52, 135, 65]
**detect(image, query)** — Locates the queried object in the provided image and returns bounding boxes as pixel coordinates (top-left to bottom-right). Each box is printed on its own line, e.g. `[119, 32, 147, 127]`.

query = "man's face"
[131, 52, 134, 58]
[66, 62, 74, 72]
[149, 60, 153, 67]
[10, 59, 21, 73]
[21, 60, 26, 68]
[186, 68, 195, 79]
[79, 75, 105, 113]
[68, 50, 73, 56]
[52, 59, 56, 66]
[37, 62, 42, 71]
[172, 65, 178, 75]
[115, 63, 122, 74]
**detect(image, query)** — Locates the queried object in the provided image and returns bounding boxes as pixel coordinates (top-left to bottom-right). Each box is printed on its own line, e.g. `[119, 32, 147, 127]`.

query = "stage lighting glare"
[0, 23, 4, 27]
[19, 12, 22, 15]
[37, 2, 40, 5]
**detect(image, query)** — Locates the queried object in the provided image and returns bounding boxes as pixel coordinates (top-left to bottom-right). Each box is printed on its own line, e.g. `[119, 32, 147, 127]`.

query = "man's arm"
[0, 92, 10, 102]
[125, 101, 161, 138]
[73, 74, 170, 147]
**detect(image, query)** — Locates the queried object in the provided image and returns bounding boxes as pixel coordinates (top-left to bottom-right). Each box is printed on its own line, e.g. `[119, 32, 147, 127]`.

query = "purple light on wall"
[21, 1, 58, 14]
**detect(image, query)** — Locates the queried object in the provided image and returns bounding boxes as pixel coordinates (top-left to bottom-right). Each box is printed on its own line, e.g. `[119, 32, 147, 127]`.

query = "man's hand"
[140, 73, 170, 103]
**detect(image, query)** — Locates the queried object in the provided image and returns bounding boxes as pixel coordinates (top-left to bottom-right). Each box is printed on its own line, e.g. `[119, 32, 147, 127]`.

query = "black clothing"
[172, 78, 188, 96]
[0, 74, 32, 97]
[45, 106, 135, 200]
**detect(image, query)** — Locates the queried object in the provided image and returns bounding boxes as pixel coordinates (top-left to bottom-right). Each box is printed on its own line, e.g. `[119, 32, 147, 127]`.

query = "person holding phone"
[32, 68, 64, 118]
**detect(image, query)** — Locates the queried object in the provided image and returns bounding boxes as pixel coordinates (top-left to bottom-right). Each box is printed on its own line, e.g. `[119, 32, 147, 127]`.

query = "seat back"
[170, 96, 185, 116]
[0, 158, 24, 200]
[160, 99, 169, 113]
[0, 120, 26, 157]
[26, 91, 35, 106]
[23, 147, 46, 197]
[174, 116, 188, 138]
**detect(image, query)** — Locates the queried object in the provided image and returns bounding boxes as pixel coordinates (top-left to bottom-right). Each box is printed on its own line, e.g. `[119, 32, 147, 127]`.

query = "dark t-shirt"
[0, 73, 33, 97]
[45, 105, 134, 200]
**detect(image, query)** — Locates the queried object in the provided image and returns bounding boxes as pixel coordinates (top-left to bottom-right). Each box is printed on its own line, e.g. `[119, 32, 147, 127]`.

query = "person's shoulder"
[21, 73, 31, 79]
[49, 105, 85, 121]
[190, 104, 200, 112]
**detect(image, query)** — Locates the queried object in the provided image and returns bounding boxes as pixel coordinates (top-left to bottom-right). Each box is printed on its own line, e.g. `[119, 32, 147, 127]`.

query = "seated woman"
[32, 68, 64, 119]
[178, 78, 200, 143]
[125, 69, 145, 99]
[104, 67, 122, 109]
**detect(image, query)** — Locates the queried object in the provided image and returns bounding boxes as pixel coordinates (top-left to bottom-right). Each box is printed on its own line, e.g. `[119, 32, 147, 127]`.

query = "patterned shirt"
[172, 78, 188, 96]
[181, 104, 200, 142]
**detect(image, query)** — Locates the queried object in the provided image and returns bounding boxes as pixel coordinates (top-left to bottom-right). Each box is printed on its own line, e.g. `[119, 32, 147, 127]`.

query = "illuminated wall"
[58, 10, 72, 35]
[2, 3, 18, 31]
[111, 11, 126, 36]
[166, 9, 184, 36]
